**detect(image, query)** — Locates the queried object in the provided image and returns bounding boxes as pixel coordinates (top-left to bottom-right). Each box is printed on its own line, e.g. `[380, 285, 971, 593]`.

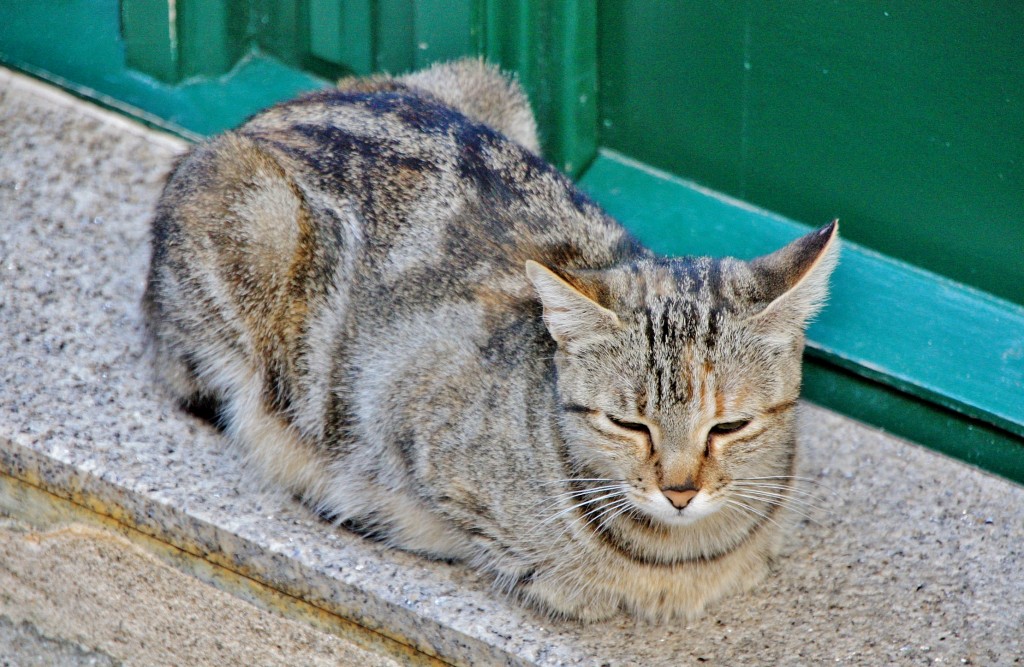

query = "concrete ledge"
[0, 479, 407, 667]
[0, 613, 119, 667]
[2, 68, 1022, 666]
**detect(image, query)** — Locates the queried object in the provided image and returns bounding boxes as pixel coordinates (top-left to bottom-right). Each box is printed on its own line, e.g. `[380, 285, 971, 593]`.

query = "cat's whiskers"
[729, 482, 831, 509]
[532, 490, 633, 566]
[729, 491, 823, 526]
[730, 481, 828, 501]
[530, 484, 625, 518]
[722, 498, 788, 531]
[593, 498, 635, 533]
[534, 478, 625, 486]
[733, 475, 838, 495]
[535, 490, 625, 528]
[731, 488, 828, 514]
[733, 489, 819, 516]
[543, 498, 623, 552]
[533, 483, 625, 503]
[529, 479, 625, 520]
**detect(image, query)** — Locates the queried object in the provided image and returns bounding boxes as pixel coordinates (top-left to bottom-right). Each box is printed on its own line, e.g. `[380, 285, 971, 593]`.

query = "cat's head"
[526, 221, 838, 529]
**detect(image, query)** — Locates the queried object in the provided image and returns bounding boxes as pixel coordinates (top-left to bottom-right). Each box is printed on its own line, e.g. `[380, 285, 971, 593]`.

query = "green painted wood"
[250, 0, 306, 69]
[803, 362, 1024, 484]
[0, 0, 325, 137]
[308, 0, 345, 64]
[482, 0, 597, 174]
[579, 150, 1024, 483]
[309, 0, 374, 74]
[298, 1, 479, 82]
[121, 0, 246, 83]
[597, 0, 1024, 306]
[178, 0, 249, 79]
[412, 0, 479, 69]
[120, 0, 178, 83]
[373, 0, 415, 73]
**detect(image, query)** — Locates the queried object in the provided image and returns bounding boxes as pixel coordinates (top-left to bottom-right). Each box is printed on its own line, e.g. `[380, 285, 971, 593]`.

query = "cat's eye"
[605, 414, 651, 435]
[709, 419, 752, 436]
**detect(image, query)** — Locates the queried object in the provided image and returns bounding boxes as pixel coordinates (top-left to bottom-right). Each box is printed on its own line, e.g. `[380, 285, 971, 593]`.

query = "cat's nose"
[662, 486, 699, 509]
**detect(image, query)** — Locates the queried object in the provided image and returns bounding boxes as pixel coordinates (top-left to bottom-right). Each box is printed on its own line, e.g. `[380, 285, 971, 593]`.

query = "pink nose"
[662, 488, 698, 509]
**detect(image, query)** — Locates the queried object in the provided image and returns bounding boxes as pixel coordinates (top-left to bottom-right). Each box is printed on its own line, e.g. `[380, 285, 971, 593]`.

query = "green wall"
[598, 1, 1024, 305]
[0, 0, 323, 137]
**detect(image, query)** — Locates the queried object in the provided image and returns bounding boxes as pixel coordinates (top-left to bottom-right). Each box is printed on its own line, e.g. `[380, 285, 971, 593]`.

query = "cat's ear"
[745, 220, 840, 330]
[525, 260, 621, 350]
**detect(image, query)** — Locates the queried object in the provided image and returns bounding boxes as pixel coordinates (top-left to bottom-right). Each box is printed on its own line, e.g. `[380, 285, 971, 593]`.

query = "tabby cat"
[144, 59, 839, 621]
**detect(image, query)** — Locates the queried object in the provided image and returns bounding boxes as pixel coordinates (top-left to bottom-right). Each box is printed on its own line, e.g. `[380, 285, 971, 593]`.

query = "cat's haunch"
[144, 59, 839, 622]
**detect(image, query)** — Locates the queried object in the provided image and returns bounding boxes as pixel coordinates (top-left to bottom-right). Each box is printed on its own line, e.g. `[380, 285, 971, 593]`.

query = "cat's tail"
[399, 58, 541, 154]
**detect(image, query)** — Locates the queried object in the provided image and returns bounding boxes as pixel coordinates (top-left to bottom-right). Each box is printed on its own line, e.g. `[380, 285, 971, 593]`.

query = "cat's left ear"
[525, 260, 621, 351]
[745, 220, 840, 330]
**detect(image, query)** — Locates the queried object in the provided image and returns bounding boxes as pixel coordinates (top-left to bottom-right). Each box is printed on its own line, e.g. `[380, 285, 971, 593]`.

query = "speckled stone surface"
[0, 615, 120, 667]
[1, 67, 1022, 666]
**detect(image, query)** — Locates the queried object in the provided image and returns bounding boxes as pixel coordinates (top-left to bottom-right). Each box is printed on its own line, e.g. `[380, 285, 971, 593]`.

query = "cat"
[143, 59, 839, 622]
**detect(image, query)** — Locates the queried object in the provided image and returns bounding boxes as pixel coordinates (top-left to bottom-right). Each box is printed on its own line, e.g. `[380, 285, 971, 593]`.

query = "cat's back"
[228, 63, 635, 284]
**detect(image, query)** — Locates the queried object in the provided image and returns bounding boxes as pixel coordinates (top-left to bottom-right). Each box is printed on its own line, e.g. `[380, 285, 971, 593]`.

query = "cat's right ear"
[744, 220, 840, 333]
[525, 260, 620, 351]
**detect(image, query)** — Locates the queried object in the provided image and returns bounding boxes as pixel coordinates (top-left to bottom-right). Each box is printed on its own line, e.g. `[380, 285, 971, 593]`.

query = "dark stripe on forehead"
[666, 361, 682, 404]
[671, 258, 704, 294]
[707, 258, 725, 306]
[659, 297, 673, 347]
[658, 300, 675, 407]
[705, 306, 721, 349]
[705, 261, 735, 346]
[644, 304, 661, 411]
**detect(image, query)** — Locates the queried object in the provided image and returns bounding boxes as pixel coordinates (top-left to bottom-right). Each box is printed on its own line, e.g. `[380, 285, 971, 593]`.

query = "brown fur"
[144, 59, 839, 621]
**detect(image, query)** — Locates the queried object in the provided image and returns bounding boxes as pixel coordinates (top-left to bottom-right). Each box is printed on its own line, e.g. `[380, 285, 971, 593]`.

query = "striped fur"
[143, 59, 840, 621]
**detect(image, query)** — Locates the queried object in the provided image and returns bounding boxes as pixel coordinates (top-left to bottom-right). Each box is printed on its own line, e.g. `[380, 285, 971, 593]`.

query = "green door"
[597, 1, 1024, 306]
